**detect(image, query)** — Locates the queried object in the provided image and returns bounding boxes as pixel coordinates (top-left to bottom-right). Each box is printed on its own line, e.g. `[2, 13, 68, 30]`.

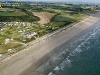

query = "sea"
[31, 20, 100, 75]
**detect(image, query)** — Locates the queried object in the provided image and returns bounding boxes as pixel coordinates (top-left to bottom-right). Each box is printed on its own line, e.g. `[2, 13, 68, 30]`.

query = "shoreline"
[0, 15, 100, 75]
[20, 16, 100, 75]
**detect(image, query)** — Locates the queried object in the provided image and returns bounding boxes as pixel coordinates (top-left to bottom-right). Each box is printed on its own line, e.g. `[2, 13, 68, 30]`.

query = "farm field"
[33, 12, 56, 24]
[44, 8, 85, 28]
[0, 8, 39, 22]
[0, 8, 26, 16]
[0, 11, 25, 16]
[47, 13, 85, 30]
[43, 8, 64, 13]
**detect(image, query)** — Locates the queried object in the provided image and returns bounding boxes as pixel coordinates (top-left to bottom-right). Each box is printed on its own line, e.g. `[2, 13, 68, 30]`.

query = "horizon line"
[0, 0, 100, 4]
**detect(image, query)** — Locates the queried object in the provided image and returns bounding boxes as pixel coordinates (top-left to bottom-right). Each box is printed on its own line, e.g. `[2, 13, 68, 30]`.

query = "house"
[1, 2, 25, 7]
[0, 3, 2, 8]
[8, 49, 13, 52]
[0, 54, 2, 58]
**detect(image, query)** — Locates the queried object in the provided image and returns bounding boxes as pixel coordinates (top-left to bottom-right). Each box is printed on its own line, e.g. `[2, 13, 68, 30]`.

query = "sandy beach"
[0, 15, 100, 75]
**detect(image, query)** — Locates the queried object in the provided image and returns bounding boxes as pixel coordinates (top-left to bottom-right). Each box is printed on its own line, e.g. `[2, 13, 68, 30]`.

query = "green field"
[0, 9, 39, 22]
[0, 42, 22, 54]
[0, 11, 25, 16]
[0, 8, 26, 16]
[46, 9, 85, 28]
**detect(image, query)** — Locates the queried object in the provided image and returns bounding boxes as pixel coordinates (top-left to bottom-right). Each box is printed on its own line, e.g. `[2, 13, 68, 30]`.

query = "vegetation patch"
[0, 8, 26, 16]
[0, 8, 39, 22]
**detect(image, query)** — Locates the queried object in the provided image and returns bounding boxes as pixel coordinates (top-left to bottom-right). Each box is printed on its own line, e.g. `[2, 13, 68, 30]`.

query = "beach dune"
[0, 15, 100, 75]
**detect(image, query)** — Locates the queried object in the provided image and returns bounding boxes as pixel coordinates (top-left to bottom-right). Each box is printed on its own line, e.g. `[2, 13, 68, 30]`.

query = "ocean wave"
[54, 66, 60, 71]
[48, 72, 55, 75]
[60, 58, 71, 70]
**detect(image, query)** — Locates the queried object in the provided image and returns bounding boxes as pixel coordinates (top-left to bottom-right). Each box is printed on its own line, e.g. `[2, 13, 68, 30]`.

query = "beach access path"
[0, 15, 100, 75]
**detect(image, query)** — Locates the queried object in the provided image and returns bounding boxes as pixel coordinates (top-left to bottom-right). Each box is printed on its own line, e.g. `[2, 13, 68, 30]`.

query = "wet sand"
[0, 15, 100, 75]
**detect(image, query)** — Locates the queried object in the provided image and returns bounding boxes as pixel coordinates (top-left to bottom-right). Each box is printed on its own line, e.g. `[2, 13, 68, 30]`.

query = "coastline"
[0, 14, 87, 63]
[0, 15, 100, 75]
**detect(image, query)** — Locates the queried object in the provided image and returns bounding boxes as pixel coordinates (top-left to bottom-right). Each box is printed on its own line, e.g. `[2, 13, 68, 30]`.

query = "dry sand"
[0, 15, 100, 75]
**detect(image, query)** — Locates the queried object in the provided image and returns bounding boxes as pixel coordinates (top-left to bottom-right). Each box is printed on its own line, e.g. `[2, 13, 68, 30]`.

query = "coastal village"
[0, 21, 54, 55]
[0, 2, 25, 7]
[0, 2, 58, 57]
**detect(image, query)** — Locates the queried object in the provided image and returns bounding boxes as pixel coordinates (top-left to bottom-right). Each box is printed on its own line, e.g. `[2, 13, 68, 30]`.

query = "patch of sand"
[33, 12, 56, 24]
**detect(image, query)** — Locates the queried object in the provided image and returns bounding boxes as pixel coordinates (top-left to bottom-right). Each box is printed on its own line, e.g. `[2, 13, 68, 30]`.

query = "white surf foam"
[60, 58, 71, 70]
[54, 66, 60, 71]
[48, 72, 54, 75]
